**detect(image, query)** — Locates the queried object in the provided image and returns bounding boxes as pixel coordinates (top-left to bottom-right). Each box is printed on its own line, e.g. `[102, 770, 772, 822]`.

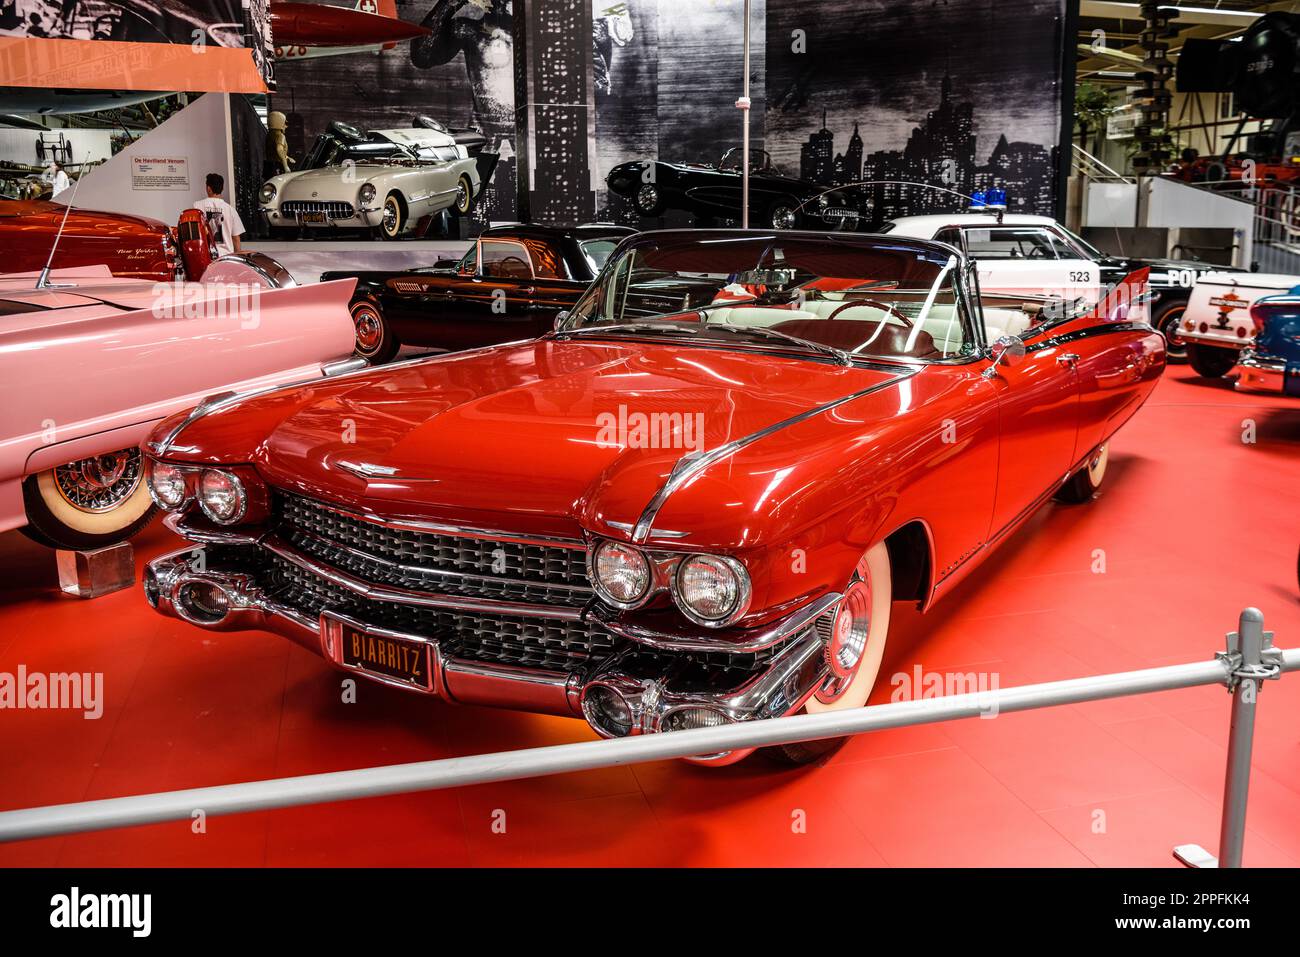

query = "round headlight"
[591, 540, 651, 607]
[817, 192, 830, 208]
[258, 182, 276, 204]
[147, 460, 189, 510]
[673, 554, 750, 626]
[197, 469, 247, 524]
[358, 183, 377, 205]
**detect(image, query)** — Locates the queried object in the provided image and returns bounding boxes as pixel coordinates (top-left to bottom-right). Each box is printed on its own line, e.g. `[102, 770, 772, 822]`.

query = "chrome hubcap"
[772, 206, 797, 229]
[819, 577, 872, 700]
[382, 201, 398, 233]
[354, 308, 382, 352]
[637, 184, 658, 210]
[1088, 444, 1108, 485]
[1161, 308, 1187, 355]
[54, 450, 143, 513]
[456, 181, 469, 211]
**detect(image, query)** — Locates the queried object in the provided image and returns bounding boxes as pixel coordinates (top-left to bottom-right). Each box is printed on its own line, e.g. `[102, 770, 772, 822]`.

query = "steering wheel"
[825, 298, 913, 327]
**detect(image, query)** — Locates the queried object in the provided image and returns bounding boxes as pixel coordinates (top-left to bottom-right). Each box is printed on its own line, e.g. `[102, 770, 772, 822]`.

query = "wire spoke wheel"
[53, 450, 143, 514]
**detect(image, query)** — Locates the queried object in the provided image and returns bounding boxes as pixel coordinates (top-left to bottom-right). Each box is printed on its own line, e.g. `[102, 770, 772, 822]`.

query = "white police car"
[883, 200, 1234, 358]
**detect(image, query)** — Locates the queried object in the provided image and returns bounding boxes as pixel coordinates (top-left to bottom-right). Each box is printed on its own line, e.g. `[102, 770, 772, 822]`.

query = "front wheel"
[768, 198, 800, 230]
[1186, 342, 1238, 379]
[1151, 298, 1189, 362]
[1055, 443, 1108, 504]
[350, 296, 399, 364]
[20, 449, 155, 550]
[763, 541, 893, 766]
[378, 192, 406, 240]
[634, 181, 665, 216]
[450, 175, 475, 217]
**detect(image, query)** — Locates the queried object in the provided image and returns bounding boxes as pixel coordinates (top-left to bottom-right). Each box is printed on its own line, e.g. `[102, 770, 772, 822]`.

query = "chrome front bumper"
[144, 547, 837, 761]
[1231, 351, 1289, 393]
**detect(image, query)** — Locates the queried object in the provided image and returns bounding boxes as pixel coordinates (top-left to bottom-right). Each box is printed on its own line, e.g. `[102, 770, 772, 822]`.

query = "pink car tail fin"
[1086, 266, 1150, 324]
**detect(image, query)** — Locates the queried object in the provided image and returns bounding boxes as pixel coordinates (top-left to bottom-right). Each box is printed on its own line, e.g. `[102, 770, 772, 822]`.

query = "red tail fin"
[1087, 266, 1150, 324]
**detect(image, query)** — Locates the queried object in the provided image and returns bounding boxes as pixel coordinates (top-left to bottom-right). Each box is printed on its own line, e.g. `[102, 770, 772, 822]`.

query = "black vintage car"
[606, 148, 864, 231]
[321, 223, 636, 363]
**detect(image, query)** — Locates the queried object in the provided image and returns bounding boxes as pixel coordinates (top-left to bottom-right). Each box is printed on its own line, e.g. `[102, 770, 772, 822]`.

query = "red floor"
[1, 366, 1297, 867]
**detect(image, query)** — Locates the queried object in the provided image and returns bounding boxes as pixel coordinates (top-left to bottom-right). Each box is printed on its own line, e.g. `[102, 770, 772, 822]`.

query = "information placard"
[130, 157, 190, 191]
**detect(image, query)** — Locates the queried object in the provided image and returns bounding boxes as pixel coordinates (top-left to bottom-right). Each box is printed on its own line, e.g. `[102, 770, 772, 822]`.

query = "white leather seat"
[982, 307, 1034, 341]
[706, 306, 819, 327]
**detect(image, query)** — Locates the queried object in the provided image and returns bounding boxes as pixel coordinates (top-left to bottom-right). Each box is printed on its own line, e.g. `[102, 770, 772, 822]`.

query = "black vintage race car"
[321, 223, 636, 363]
[606, 148, 864, 231]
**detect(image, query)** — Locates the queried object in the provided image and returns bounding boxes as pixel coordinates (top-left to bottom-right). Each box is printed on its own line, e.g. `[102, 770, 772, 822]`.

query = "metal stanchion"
[1174, 607, 1282, 869]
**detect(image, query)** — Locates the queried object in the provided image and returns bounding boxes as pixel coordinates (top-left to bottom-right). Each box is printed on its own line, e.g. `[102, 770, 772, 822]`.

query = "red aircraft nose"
[270, 2, 431, 48]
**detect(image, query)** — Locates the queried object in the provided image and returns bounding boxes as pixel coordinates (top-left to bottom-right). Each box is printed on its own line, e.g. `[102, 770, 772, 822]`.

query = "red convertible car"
[141, 230, 1162, 766]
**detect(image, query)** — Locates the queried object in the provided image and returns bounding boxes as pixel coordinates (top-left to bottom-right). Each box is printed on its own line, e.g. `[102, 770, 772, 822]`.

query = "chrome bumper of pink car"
[143, 547, 837, 762]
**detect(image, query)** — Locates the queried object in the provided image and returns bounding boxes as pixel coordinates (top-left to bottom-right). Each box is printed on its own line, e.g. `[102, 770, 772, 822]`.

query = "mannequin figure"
[266, 111, 295, 176]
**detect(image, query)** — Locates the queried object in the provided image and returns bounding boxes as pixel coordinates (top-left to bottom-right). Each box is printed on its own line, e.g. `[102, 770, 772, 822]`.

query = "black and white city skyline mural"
[765, 0, 1066, 225]
[593, 0, 766, 225]
[255, 0, 1067, 232]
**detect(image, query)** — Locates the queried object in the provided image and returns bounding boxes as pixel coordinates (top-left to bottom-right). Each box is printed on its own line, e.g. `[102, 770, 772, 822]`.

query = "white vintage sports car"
[259, 119, 492, 240]
[1176, 271, 1300, 378]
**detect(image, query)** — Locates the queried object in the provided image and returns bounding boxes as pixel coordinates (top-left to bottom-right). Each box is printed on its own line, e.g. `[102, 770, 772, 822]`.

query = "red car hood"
[165, 338, 907, 539]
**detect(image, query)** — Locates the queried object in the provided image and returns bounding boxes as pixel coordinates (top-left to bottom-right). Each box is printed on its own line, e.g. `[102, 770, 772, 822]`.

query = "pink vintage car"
[0, 255, 358, 550]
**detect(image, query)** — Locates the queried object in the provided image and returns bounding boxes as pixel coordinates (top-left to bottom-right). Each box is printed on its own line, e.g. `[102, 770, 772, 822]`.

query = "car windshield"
[564, 233, 977, 363]
[579, 239, 619, 274]
[1057, 225, 1105, 260]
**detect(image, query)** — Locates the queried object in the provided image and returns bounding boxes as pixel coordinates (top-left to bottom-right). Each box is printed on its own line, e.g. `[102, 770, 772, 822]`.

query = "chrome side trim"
[322, 357, 369, 377]
[630, 369, 920, 543]
[262, 533, 586, 621]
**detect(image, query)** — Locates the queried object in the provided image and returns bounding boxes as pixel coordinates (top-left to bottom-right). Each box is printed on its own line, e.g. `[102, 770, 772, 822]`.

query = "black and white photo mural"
[269, 0, 518, 225]
[593, 0, 765, 225]
[765, 0, 1067, 226]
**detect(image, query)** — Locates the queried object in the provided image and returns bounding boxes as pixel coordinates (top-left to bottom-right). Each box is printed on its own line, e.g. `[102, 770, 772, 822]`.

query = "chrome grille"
[276, 493, 591, 607]
[263, 552, 615, 671]
[281, 200, 355, 219]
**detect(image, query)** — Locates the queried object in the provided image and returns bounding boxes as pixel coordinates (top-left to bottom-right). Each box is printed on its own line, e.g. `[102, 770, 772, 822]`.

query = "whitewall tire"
[765, 541, 893, 765]
[21, 450, 155, 550]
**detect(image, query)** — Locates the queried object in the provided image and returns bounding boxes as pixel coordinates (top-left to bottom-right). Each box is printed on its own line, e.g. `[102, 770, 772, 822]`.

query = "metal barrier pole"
[1174, 608, 1282, 869]
[0, 614, 1293, 847]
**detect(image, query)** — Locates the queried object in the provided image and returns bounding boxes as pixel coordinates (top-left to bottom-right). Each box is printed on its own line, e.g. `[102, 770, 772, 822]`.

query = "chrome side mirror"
[553, 310, 571, 331]
[983, 334, 1026, 378]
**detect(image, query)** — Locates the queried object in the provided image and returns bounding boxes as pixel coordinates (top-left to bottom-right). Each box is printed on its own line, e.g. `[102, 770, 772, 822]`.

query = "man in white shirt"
[192, 173, 245, 258]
